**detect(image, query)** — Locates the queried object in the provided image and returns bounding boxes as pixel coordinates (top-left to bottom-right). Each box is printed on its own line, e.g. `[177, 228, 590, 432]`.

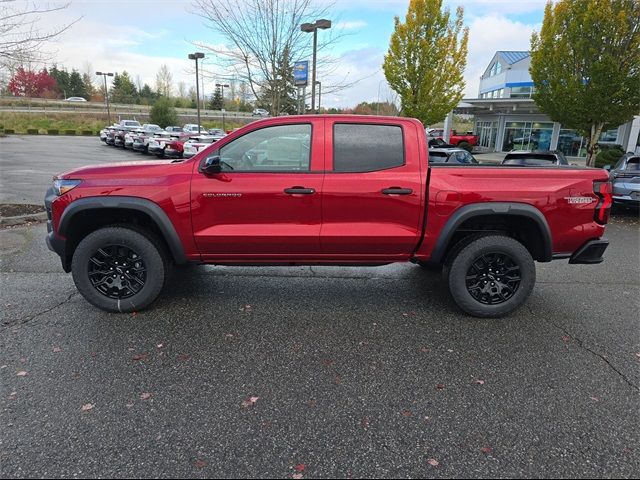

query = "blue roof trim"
[497, 51, 530, 65]
[505, 81, 534, 88]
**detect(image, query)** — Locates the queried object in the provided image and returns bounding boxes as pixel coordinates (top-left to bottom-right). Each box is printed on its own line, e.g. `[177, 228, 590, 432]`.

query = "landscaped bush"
[81, 130, 93, 135]
[458, 141, 472, 152]
[65, 129, 76, 135]
[4, 128, 14, 134]
[27, 128, 38, 134]
[48, 129, 59, 135]
[595, 144, 625, 168]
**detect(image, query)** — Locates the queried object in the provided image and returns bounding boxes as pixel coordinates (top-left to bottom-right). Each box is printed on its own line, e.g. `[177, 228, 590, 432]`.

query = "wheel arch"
[58, 196, 187, 270]
[429, 202, 553, 265]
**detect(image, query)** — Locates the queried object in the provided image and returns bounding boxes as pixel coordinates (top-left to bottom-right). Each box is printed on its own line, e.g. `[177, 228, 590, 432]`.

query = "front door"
[191, 121, 324, 261]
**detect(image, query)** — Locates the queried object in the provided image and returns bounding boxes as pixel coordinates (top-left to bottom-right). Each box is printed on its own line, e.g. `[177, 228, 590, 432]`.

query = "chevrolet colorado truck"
[45, 116, 612, 317]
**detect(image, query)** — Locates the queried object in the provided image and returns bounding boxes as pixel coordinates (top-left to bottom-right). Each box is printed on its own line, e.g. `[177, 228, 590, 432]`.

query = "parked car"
[164, 126, 184, 133]
[429, 147, 479, 165]
[426, 128, 478, 149]
[502, 150, 569, 166]
[46, 115, 612, 318]
[607, 153, 640, 206]
[131, 124, 165, 153]
[64, 97, 87, 102]
[124, 129, 143, 149]
[252, 108, 269, 117]
[147, 133, 173, 157]
[183, 124, 206, 134]
[183, 135, 218, 158]
[207, 128, 227, 141]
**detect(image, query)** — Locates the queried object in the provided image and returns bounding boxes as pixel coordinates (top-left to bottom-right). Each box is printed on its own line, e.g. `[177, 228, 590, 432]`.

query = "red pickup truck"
[45, 115, 612, 317]
[426, 128, 479, 148]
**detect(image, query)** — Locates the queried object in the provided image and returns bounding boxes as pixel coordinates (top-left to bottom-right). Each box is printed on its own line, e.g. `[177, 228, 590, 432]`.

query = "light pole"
[316, 81, 322, 113]
[216, 83, 229, 131]
[301, 19, 331, 113]
[95, 71, 114, 125]
[188, 52, 205, 133]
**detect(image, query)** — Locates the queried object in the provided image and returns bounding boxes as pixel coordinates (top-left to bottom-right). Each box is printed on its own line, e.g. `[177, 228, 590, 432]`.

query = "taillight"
[593, 181, 612, 225]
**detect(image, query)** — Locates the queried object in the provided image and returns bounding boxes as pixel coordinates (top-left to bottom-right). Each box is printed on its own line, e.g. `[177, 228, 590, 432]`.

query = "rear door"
[320, 119, 424, 258]
[191, 120, 324, 260]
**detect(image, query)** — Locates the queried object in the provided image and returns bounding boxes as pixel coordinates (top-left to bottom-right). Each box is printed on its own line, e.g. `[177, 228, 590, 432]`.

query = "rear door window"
[333, 124, 404, 172]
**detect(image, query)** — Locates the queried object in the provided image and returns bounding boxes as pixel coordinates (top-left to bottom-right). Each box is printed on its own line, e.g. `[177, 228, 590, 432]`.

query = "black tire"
[71, 227, 168, 313]
[458, 141, 473, 152]
[445, 235, 535, 318]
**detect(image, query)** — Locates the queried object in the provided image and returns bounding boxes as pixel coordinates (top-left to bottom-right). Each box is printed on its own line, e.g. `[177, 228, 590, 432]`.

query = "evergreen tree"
[110, 71, 138, 104]
[209, 85, 223, 109]
[68, 70, 86, 98]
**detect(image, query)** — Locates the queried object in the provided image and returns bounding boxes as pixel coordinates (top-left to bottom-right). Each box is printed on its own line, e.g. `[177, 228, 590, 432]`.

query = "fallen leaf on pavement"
[241, 396, 259, 408]
[140, 392, 151, 400]
[436, 383, 445, 390]
[294, 464, 306, 472]
[481, 446, 492, 454]
[126, 402, 134, 408]
[194, 459, 207, 469]
[52, 347, 61, 353]
[81, 403, 94, 412]
[476, 379, 485, 385]
[562, 335, 571, 343]
[16, 371, 27, 377]
[292, 474, 303, 480]
[401, 410, 412, 417]
[428, 458, 439, 467]
[178, 354, 191, 361]
[132, 353, 148, 361]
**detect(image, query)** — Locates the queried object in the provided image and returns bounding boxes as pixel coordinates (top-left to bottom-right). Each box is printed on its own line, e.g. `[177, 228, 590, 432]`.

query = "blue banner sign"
[294, 61, 309, 86]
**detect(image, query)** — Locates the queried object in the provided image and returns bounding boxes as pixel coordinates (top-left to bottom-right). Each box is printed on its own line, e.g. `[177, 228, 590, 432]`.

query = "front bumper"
[569, 239, 609, 264]
[164, 148, 182, 158]
[44, 187, 70, 272]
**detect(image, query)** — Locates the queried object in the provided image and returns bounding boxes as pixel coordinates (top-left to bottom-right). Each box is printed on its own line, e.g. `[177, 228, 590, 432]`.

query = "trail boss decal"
[564, 196, 596, 204]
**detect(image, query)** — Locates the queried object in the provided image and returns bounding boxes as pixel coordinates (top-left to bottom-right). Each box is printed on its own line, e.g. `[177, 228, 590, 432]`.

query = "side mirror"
[201, 155, 222, 174]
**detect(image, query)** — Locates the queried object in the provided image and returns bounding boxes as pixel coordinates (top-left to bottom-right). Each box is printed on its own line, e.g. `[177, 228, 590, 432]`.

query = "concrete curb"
[0, 211, 47, 226]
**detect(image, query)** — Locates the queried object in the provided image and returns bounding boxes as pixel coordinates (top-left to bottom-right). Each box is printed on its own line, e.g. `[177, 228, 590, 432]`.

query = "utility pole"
[95, 71, 114, 124]
[301, 19, 331, 113]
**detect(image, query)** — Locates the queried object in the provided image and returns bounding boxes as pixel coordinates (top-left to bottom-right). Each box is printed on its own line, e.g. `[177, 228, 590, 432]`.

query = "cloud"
[463, 13, 540, 97]
[334, 20, 368, 30]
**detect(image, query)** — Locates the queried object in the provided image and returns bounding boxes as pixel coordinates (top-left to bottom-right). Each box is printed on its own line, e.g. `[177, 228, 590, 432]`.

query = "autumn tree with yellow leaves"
[383, 0, 468, 126]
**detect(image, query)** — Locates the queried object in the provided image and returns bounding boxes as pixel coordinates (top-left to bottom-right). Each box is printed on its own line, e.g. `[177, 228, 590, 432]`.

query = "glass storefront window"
[599, 128, 618, 143]
[476, 121, 497, 149]
[502, 121, 554, 151]
[557, 128, 586, 157]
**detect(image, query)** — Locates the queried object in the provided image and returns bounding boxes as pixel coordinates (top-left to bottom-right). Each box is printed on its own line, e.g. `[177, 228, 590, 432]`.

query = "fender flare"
[429, 202, 553, 264]
[58, 196, 187, 264]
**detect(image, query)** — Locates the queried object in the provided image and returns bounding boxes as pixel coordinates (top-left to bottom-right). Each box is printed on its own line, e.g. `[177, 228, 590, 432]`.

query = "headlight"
[53, 179, 82, 196]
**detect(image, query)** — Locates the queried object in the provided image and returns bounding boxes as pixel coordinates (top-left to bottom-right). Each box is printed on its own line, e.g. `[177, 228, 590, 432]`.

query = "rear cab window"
[332, 123, 404, 172]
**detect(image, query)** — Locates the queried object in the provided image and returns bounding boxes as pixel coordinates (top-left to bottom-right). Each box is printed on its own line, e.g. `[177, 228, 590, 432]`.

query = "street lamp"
[315, 81, 322, 113]
[301, 19, 331, 113]
[95, 71, 114, 125]
[188, 52, 205, 133]
[215, 83, 229, 131]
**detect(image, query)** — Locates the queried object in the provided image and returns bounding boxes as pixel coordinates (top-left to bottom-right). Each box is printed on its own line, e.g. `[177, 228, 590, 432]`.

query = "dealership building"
[457, 51, 640, 157]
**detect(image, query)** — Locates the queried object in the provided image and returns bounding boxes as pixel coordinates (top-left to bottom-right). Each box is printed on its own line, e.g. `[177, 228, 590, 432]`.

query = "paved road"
[1, 215, 638, 478]
[1, 136, 639, 477]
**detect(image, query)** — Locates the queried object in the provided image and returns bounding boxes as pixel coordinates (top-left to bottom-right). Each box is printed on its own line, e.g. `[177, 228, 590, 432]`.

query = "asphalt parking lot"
[1, 137, 639, 478]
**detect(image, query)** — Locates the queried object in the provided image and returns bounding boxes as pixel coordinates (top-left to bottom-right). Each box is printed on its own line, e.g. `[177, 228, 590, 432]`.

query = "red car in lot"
[427, 128, 479, 148]
[45, 115, 611, 317]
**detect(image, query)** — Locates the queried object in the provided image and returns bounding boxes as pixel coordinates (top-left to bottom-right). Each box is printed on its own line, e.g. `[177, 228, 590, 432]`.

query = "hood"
[57, 159, 190, 180]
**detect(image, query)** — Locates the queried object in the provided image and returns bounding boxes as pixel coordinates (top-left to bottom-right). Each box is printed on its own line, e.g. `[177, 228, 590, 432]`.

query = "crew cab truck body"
[45, 115, 611, 317]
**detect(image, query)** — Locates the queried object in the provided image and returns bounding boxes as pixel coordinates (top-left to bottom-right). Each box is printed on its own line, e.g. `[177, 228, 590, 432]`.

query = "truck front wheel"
[71, 227, 168, 313]
[445, 235, 535, 318]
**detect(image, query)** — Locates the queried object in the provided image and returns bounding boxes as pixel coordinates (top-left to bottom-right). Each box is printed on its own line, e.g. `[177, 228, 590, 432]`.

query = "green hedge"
[65, 129, 76, 135]
[4, 128, 14, 134]
[595, 144, 625, 168]
[81, 130, 93, 135]
[27, 128, 39, 135]
[48, 129, 59, 135]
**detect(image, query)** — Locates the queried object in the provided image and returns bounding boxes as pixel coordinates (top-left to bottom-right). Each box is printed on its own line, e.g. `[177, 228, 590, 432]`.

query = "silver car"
[608, 153, 640, 206]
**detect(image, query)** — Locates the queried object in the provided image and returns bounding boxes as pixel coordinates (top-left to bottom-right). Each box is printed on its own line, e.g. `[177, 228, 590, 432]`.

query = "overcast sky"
[38, 0, 546, 107]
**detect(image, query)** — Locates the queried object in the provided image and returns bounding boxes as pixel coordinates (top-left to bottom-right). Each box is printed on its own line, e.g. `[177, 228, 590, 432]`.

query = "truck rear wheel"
[445, 235, 535, 318]
[71, 227, 168, 313]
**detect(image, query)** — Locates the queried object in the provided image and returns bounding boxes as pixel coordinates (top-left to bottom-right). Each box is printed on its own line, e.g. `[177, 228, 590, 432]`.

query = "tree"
[49, 65, 70, 98]
[155, 64, 173, 97]
[68, 70, 86, 98]
[256, 47, 298, 114]
[110, 71, 137, 104]
[150, 97, 178, 128]
[0, 1, 79, 70]
[530, 0, 640, 167]
[82, 73, 95, 99]
[383, 0, 468, 126]
[192, 0, 347, 110]
[209, 85, 223, 109]
[139, 84, 156, 105]
[8, 67, 56, 97]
